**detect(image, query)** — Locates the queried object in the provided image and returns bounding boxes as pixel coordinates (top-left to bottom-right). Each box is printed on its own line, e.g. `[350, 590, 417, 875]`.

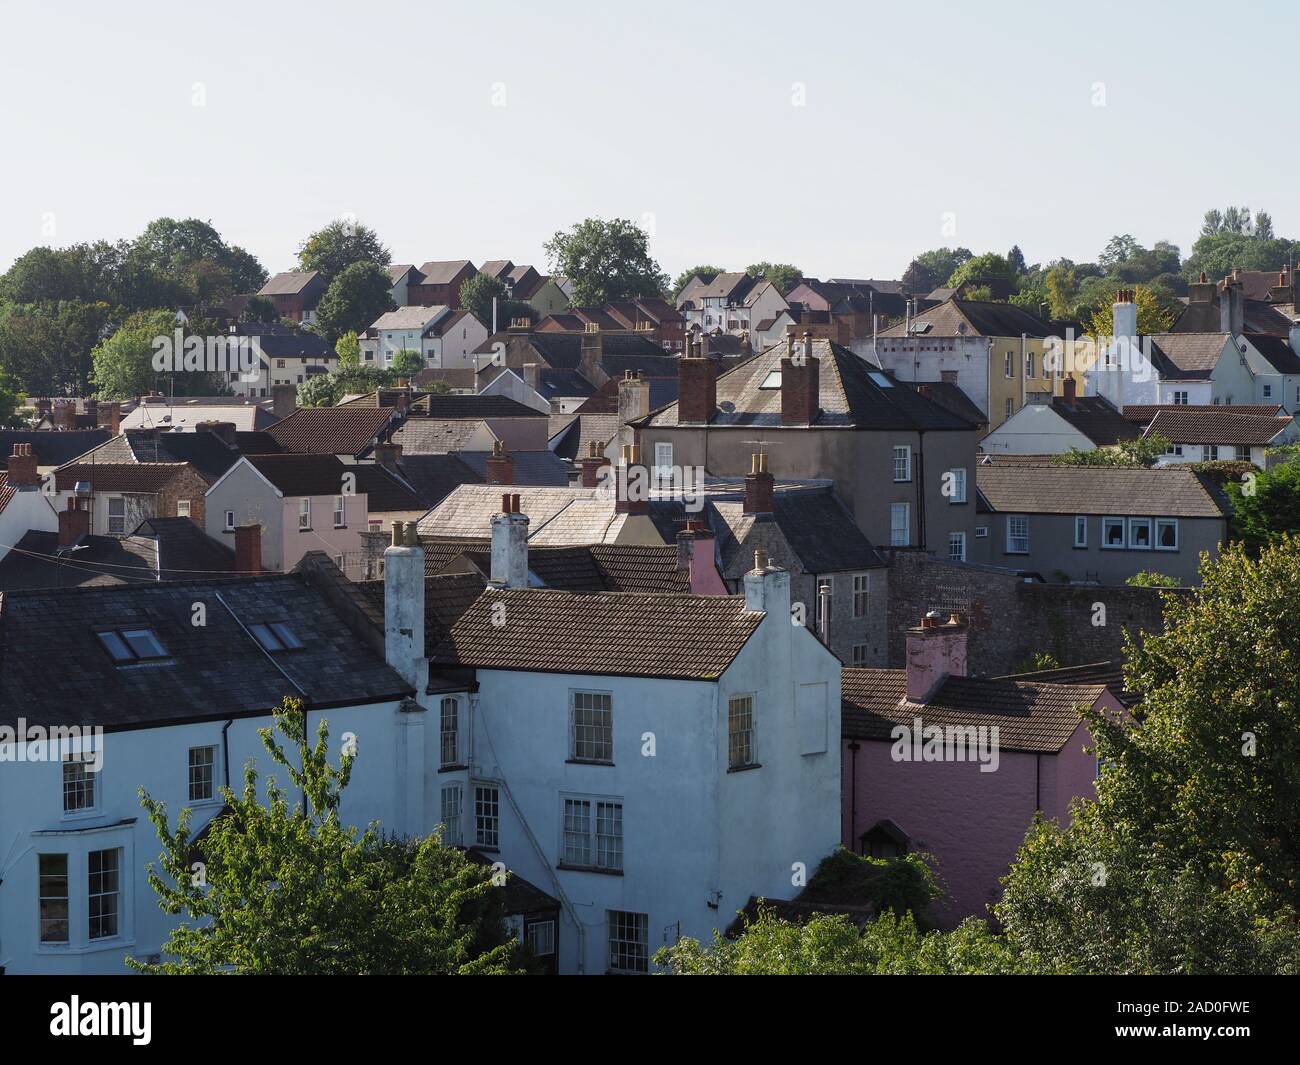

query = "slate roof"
[996, 659, 1137, 708]
[417, 260, 474, 285]
[0, 573, 414, 729]
[643, 339, 976, 430]
[1172, 299, 1294, 336]
[1144, 409, 1294, 446]
[418, 541, 691, 593]
[255, 333, 335, 358]
[841, 668, 1106, 753]
[0, 430, 110, 469]
[455, 449, 571, 486]
[369, 305, 448, 331]
[132, 517, 237, 577]
[478, 331, 668, 369]
[243, 455, 425, 511]
[904, 381, 988, 429]
[53, 462, 191, 493]
[393, 419, 486, 454]
[1146, 333, 1230, 378]
[976, 465, 1231, 518]
[0, 530, 160, 590]
[396, 454, 483, 507]
[548, 413, 621, 461]
[574, 376, 679, 414]
[876, 299, 1054, 339]
[66, 429, 240, 482]
[1050, 397, 1140, 446]
[266, 407, 398, 456]
[258, 270, 321, 296]
[1245, 333, 1300, 375]
[412, 395, 543, 419]
[428, 588, 763, 680]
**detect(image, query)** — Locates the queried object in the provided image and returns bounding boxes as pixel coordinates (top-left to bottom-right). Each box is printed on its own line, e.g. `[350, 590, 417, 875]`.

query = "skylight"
[868, 372, 894, 388]
[97, 627, 168, 663]
[249, 622, 304, 652]
[759, 370, 783, 390]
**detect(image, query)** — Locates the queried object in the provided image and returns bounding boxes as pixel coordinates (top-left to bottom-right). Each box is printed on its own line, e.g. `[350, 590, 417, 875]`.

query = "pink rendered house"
[841, 613, 1125, 926]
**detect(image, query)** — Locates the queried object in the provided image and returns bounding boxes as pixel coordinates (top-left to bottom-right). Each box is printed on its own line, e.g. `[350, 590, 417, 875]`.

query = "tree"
[127, 217, 267, 305]
[1045, 264, 1079, 319]
[90, 309, 226, 400]
[671, 265, 725, 300]
[1086, 285, 1173, 339]
[745, 262, 802, 294]
[543, 217, 668, 306]
[1228, 461, 1300, 555]
[1006, 245, 1028, 276]
[0, 368, 23, 428]
[996, 540, 1300, 974]
[1050, 432, 1171, 468]
[1185, 206, 1299, 283]
[902, 248, 971, 295]
[242, 295, 277, 323]
[0, 299, 112, 395]
[1098, 234, 1141, 272]
[1126, 571, 1180, 588]
[133, 698, 529, 975]
[392, 348, 426, 378]
[335, 330, 360, 369]
[459, 273, 509, 324]
[297, 218, 390, 285]
[946, 252, 1015, 290]
[312, 262, 395, 344]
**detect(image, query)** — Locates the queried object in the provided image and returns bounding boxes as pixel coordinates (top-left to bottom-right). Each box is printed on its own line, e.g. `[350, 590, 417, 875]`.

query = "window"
[975, 526, 988, 538]
[852, 574, 869, 617]
[474, 785, 499, 848]
[39, 854, 69, 944]
[96, 627, 168, 663]
[1235, 445, 1251, 462]
[1102, 517, 1126, 548]
[561, 797, 623, 871]
[948, 531, 966, 562]
[890, 502, 910, 546]
[1004, 351, 1014, 378]
[947, 467, 967, 503]
[1129, 518, 1152, 550]
[892, 445, 911, 482]
[852, 644, 869, 666]
[87, 848, 120, 940]
[1165, 443, 1184, 457]
[1006, 516, 1029, 554]
[570, 691, 613, 763]
[184, 745, 216, 802]
[1026, 351, 1035, 379]
[1263, 383, 1273, 398]
[1155, 519, 1179, 551]
[276, 359, 286, 368]
[333, 495, 346, 528]
[63, 754, 96, 813]
[224, 510, 235, 531]
[1173, 391, 1189, 405]
[728, 695, 755, 769]
[1074, 516, 1088, 548]
[653, 442, 673, 484]
[298, 497, 311, 530]
[1005, 397, 1014, 419]
[607, 910, 649, 973]
[440, 697, 460, 766]
[526, 920, 556, 958]
[248, 623, 303, 652]
[176, 499, 191, 518]
[107, 496, 125, 535]
[440, 784, 463, 846]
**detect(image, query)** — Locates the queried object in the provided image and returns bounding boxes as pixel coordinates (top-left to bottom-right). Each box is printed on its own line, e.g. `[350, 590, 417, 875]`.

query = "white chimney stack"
[743, 548, 791, 618]
[1111, 288, 1137, 342]
[490, 493, 530, 588]
[384, 521, 426, 690]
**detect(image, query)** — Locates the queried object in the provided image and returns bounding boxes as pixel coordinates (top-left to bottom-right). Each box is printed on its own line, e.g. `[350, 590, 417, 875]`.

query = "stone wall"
[886, 549, 1184, 676]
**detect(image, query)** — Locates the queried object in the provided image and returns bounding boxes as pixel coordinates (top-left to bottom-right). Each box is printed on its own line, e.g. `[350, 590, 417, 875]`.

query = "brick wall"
[157, 466, 212, 529]
[886, 550, 1182, 676]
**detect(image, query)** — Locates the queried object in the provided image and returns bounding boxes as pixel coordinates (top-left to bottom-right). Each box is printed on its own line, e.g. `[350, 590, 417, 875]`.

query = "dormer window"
[248, 623, 304, 652]
[97, 627, 168, 663]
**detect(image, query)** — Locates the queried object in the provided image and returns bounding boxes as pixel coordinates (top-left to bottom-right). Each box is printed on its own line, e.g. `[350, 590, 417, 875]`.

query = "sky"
[2, 0, 1297, 283]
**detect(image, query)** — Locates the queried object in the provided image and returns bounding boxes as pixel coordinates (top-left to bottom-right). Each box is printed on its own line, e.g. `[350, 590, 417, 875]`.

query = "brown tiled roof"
[1121, 403, 1282, 426]
[588, 545, 690, 592]
[841, 668, 1106, 753]
[417, 260, 474, 285]
[357, 572, 486, 655]
[266, 407, 397, 456]
[54, 462, 189, 493]
[876, 299, 1053, 339]
[258, 270, 320, 296]
[1148, 332, 1229, 377]
[244, 455, 424, 511]
[429, 588, 762, 679]
[1144, 409, 1293, 446]
[976, 465, 1230, 518]
[996, 659, 1138, 708]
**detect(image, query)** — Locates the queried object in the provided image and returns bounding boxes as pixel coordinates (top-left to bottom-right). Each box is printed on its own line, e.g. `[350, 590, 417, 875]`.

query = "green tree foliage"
[0, 299, 112, 395]
[1126, 571, 1180, 588]
[1184, 206, 1300, 284]
[334, 330, 360, 368]
[745, 262, 802, 294]
[90, 309, 228, 400]
[1050, 432, 1171, 468]
[242, 295, 277, 323]
[1086, 284, 1174, 339]
[312, 262, 395, 344]
[391, 348, 426, 378]
[458, 274, 533, 328]
[902, 248, 971, 295]
[127, 218, 267, 305]
[946, 252, 1015, 289]
[0, 368, 23, 428]
[297, 218, 391, 285]
[297, 366, 401, 408]
[1228, 461, 1300, 555]
[1013, 652, 1060, 674]
[133, 698, 528, 975]
[544, 218, 669, 305]
[671, 265, 725, 300]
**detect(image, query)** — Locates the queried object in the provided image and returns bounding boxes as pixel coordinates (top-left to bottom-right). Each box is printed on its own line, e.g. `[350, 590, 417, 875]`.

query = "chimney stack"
[272, 383, 297, 421]
[905, 612, 968, 703]
[6, 443, 39, 488]
[1269, 269, 1294, 306]
[53, 399, 77, 432]
[99, 402, 121, 435]
[677, 339, 717, 424]
[743, 452, 774, 515]
[384, 519, 427, 690]
[1220, 273, 1244, 335]
[617, 370, 650, 425]
[372, 441, 403, 471]
[675, 518, 721, 594]
[58, 494, 90, 547]
[743, 548, 791, 617]
[615, 444, 650, 515]
[1061, 375, 1077, 407]
[234, 523, 262, 575]
[490, 492, 530, 588]
[781, 333, 820, 425]
[196, 420, 238, 447]
[1111, 289, 1137, 341]
[1188, 271, 1216, 305]
[580, 440, 606, 489]
[485, 440, 514, 485]
[35, 398, 52, 421]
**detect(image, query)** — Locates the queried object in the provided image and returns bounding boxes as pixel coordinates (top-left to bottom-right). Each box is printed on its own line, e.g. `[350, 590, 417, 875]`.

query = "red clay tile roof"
[429, 588, 762, 679]
[266, 407, 398, 456]
[842, 668, 1106, 753]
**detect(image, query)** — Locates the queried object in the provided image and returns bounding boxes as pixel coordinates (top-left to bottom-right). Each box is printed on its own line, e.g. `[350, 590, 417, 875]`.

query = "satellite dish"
[957, 322, 968, 334]
[719, 400, 736, 413]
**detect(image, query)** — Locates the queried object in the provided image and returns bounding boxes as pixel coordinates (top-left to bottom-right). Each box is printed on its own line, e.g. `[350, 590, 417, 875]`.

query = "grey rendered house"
[972, 464, 1230, 585]
[636, 336, 981, 562]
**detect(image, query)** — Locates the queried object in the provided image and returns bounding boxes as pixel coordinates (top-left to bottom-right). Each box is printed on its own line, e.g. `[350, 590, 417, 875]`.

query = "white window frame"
[569, 690, 613, 764]
[728, 693, 756, 769]
[560, 795, 624, 871]
[298, 497, 311, 530]
[38, 852, 69, 944]
[62, 752, 98, 817]
[440, 783, 463, 846]
[1004, 351, 1014, 378]
[176, 499, 191, 518]
[333, 495, 346, 528]
[653, 442, 673, 485]
[947, 467, 967, 503]
[947, 531, 966, 562]
[187, 744, 218, 804]
[526, 919, 556, 957]
[1128, 517, 1152, 550]
[607, 910, 649, 974]
[1155, 518, 1179, 551]
[1025, 351, 1035, 379]
[1102, 516, 1126, 549]
[107, 496, 126, 535]
[892, 445, 912, 483]
[1006, 515, 1029, 554]
[473, 783, 499, 849]
[224, 509, 235, 531]
[1173, 391, 1189, 405]
[1005, 397, 1014, 419]
[1073, 516, 1087, 548]
[890, 502, 910, 547]
[440, 696, 460, 767]
[87, 847, 121, 942]
[852, 573, 869, 618]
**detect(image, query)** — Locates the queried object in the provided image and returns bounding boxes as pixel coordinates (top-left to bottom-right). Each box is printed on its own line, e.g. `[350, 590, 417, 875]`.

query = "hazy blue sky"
[2, 0, 1295, 281]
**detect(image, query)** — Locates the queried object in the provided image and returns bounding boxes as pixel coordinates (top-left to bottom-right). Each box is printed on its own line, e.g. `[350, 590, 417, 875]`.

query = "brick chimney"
[743, 452, 774, 514]
[485, 440, 514, 485]
[394, 391, 410, 416]
[676, 517, 723, 594]
[196, 420, 238, 447]
[618, 370, 650, 425]
[490, 492, 530, 588]
[905, 611, 968, 703]
[384, 521, 426, 690]
[579, 326, 603, 380]
[58, 495, 90, 547]
[372, 441, 403, 471]
[580, 440, 606, 488]
[6, 443, 39, 488]
[35, 398, 52, 421]
[781, 333, 820, 425]
[1061, 376, 1077, 408]
[99, 402, 121, 435]
[615, 444, 649, 515]
[1187, 271, 1215, 305]
[234, 523, 262, 575]
[1269, 270, 1294, 306]
[677, 337, 717, 424]
[1220, 274, 1244, 335]
[272, 383, 297, 421]
[53, 399, 77, 432]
